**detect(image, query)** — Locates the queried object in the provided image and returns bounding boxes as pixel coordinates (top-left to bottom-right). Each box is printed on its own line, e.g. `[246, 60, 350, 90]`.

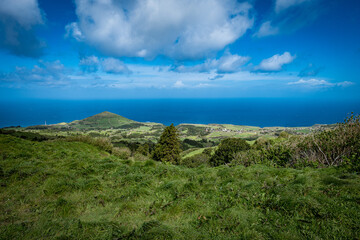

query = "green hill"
[1, 133, 359, 239]
[69, 111, 140, 130]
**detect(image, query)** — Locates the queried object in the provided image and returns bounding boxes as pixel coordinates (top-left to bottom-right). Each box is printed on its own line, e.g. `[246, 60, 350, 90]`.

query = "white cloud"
[256, 52, 295, 72]
[172, 52, 250, 73]
[101, 58, 132, 74]
[79, 56, 100, 73]
[0, 60, 70, 86]
[67, 0, 254, 59]
[275, 0, 310, 13]
[253, 21, 279, 38]
[216, 54, 250, 73]
[336, 81, 355, 87]
[288, 78, 333, 87]
[83, 64, 296, 89]
[2, 61, 300, 90]
[65, 22, 84, 41]
[79, 56, 131, 74]
[173, 80, 186, 88]
[288, 79, 355, 88]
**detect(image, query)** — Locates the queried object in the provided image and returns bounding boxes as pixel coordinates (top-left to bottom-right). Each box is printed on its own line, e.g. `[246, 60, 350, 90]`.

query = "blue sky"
[0, 0, 359, 99]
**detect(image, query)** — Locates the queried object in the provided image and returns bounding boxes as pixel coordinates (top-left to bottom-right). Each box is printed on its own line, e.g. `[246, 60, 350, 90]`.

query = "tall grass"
[65, 135, 114, 153]
[1, 134, 359, 239]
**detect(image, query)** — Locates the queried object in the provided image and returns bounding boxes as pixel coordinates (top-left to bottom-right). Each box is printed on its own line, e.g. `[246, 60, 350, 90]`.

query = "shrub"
[210, 138, 250, 166]
[181, 153, 210, 168]
[252, 137, 273, 150]
[262, 143, 293, 167]
[202, 147, 214, 157]
[131, 152, 150, 161]
[297, 114, 360, 170]
[278, 131, 291, 139]
[136, 143, 150, 156]
[231, 149, 263, 167]
[112, 147, 131, 160]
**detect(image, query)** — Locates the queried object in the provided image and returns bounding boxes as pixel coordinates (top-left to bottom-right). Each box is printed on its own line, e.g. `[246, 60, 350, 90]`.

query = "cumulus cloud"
[253, 21, 279, 38]
[0, 60, 70, 86]
[79, 56, 131, 74]
[79, 56, 100, 73]
[101, 58, 132, 74]
[66, 0, 254, 59]
[65, 22, 84, 41]
[256, 52, 295, 72]
[171, 52, 250, 73]
[0, 0, 45, 57]
[288, 79, 355, 88]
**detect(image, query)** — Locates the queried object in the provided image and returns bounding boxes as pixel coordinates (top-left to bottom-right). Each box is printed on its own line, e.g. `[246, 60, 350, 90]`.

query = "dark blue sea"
[0, 98, 359, 128]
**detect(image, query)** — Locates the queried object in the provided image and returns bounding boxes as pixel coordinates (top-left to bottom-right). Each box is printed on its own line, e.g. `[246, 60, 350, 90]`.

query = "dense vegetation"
[152, 124, 181, 164]
[210, 138, 251, 166]
[1, 114, 359, 239]
[1, 134, 359, 239]
[186, 114, 360, 171]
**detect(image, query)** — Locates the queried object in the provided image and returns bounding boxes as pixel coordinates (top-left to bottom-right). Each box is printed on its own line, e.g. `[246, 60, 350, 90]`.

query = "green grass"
[1, 134, 359, 239]
[69, 111, 136, 130]
[181, 148, 204, 158]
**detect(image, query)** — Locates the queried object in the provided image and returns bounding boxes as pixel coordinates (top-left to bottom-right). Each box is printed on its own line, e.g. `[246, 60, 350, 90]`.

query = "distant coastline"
[1, 98, 359, 128]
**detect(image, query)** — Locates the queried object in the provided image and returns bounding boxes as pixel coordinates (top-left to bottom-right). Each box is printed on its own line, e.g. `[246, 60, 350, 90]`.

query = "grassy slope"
[69, 111, 136, 130]
[1, 134, 360, 239]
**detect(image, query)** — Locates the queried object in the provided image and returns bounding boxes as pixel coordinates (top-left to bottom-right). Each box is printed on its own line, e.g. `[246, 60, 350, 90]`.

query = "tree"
[152, 124, 181, 164]
[210, 138, 250, 166]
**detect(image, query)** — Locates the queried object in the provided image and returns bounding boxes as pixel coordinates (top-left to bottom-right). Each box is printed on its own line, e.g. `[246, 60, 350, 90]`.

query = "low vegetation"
[228, 114, 360, 171]
[1, 113, 359, 239]
[1, 134, 359, 239]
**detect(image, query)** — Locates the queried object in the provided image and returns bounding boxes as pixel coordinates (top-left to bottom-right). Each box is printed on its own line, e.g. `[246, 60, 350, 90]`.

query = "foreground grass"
[0, 134, 359, 239]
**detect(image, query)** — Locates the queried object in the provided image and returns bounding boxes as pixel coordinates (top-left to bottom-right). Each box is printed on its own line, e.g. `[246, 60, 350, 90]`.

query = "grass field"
[1, 134, 359, 239]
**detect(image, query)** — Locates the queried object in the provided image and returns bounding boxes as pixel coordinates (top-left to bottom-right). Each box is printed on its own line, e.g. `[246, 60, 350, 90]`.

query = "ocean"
[0, 98, 359, 128]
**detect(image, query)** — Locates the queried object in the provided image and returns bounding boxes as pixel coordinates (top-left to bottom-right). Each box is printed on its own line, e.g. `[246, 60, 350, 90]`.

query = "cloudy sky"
[0, 0, 359, 99]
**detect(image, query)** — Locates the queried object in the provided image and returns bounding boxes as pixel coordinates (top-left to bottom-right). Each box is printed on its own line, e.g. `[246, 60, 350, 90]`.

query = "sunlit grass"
[1, 134, 359, 239]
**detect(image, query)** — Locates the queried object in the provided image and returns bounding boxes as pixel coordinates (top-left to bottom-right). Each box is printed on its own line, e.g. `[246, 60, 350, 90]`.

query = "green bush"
[231, 149, 263, 167]
[136, 143, 150, 156]
[297, 114, 360, 170]
[112, 147, 131, 160]
[278, 131, 291, 139]
[262, 143, 293, 167]
[181, 153, 210, 168]
[252, 137, 273, 150]
[202, 147, 214, 157]
[210, 138, 250, 166]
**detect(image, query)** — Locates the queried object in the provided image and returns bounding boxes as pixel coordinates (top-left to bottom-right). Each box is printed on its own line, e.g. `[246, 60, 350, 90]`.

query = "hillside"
[68, 111, 138, 130]
[1, 133, 359, 239]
